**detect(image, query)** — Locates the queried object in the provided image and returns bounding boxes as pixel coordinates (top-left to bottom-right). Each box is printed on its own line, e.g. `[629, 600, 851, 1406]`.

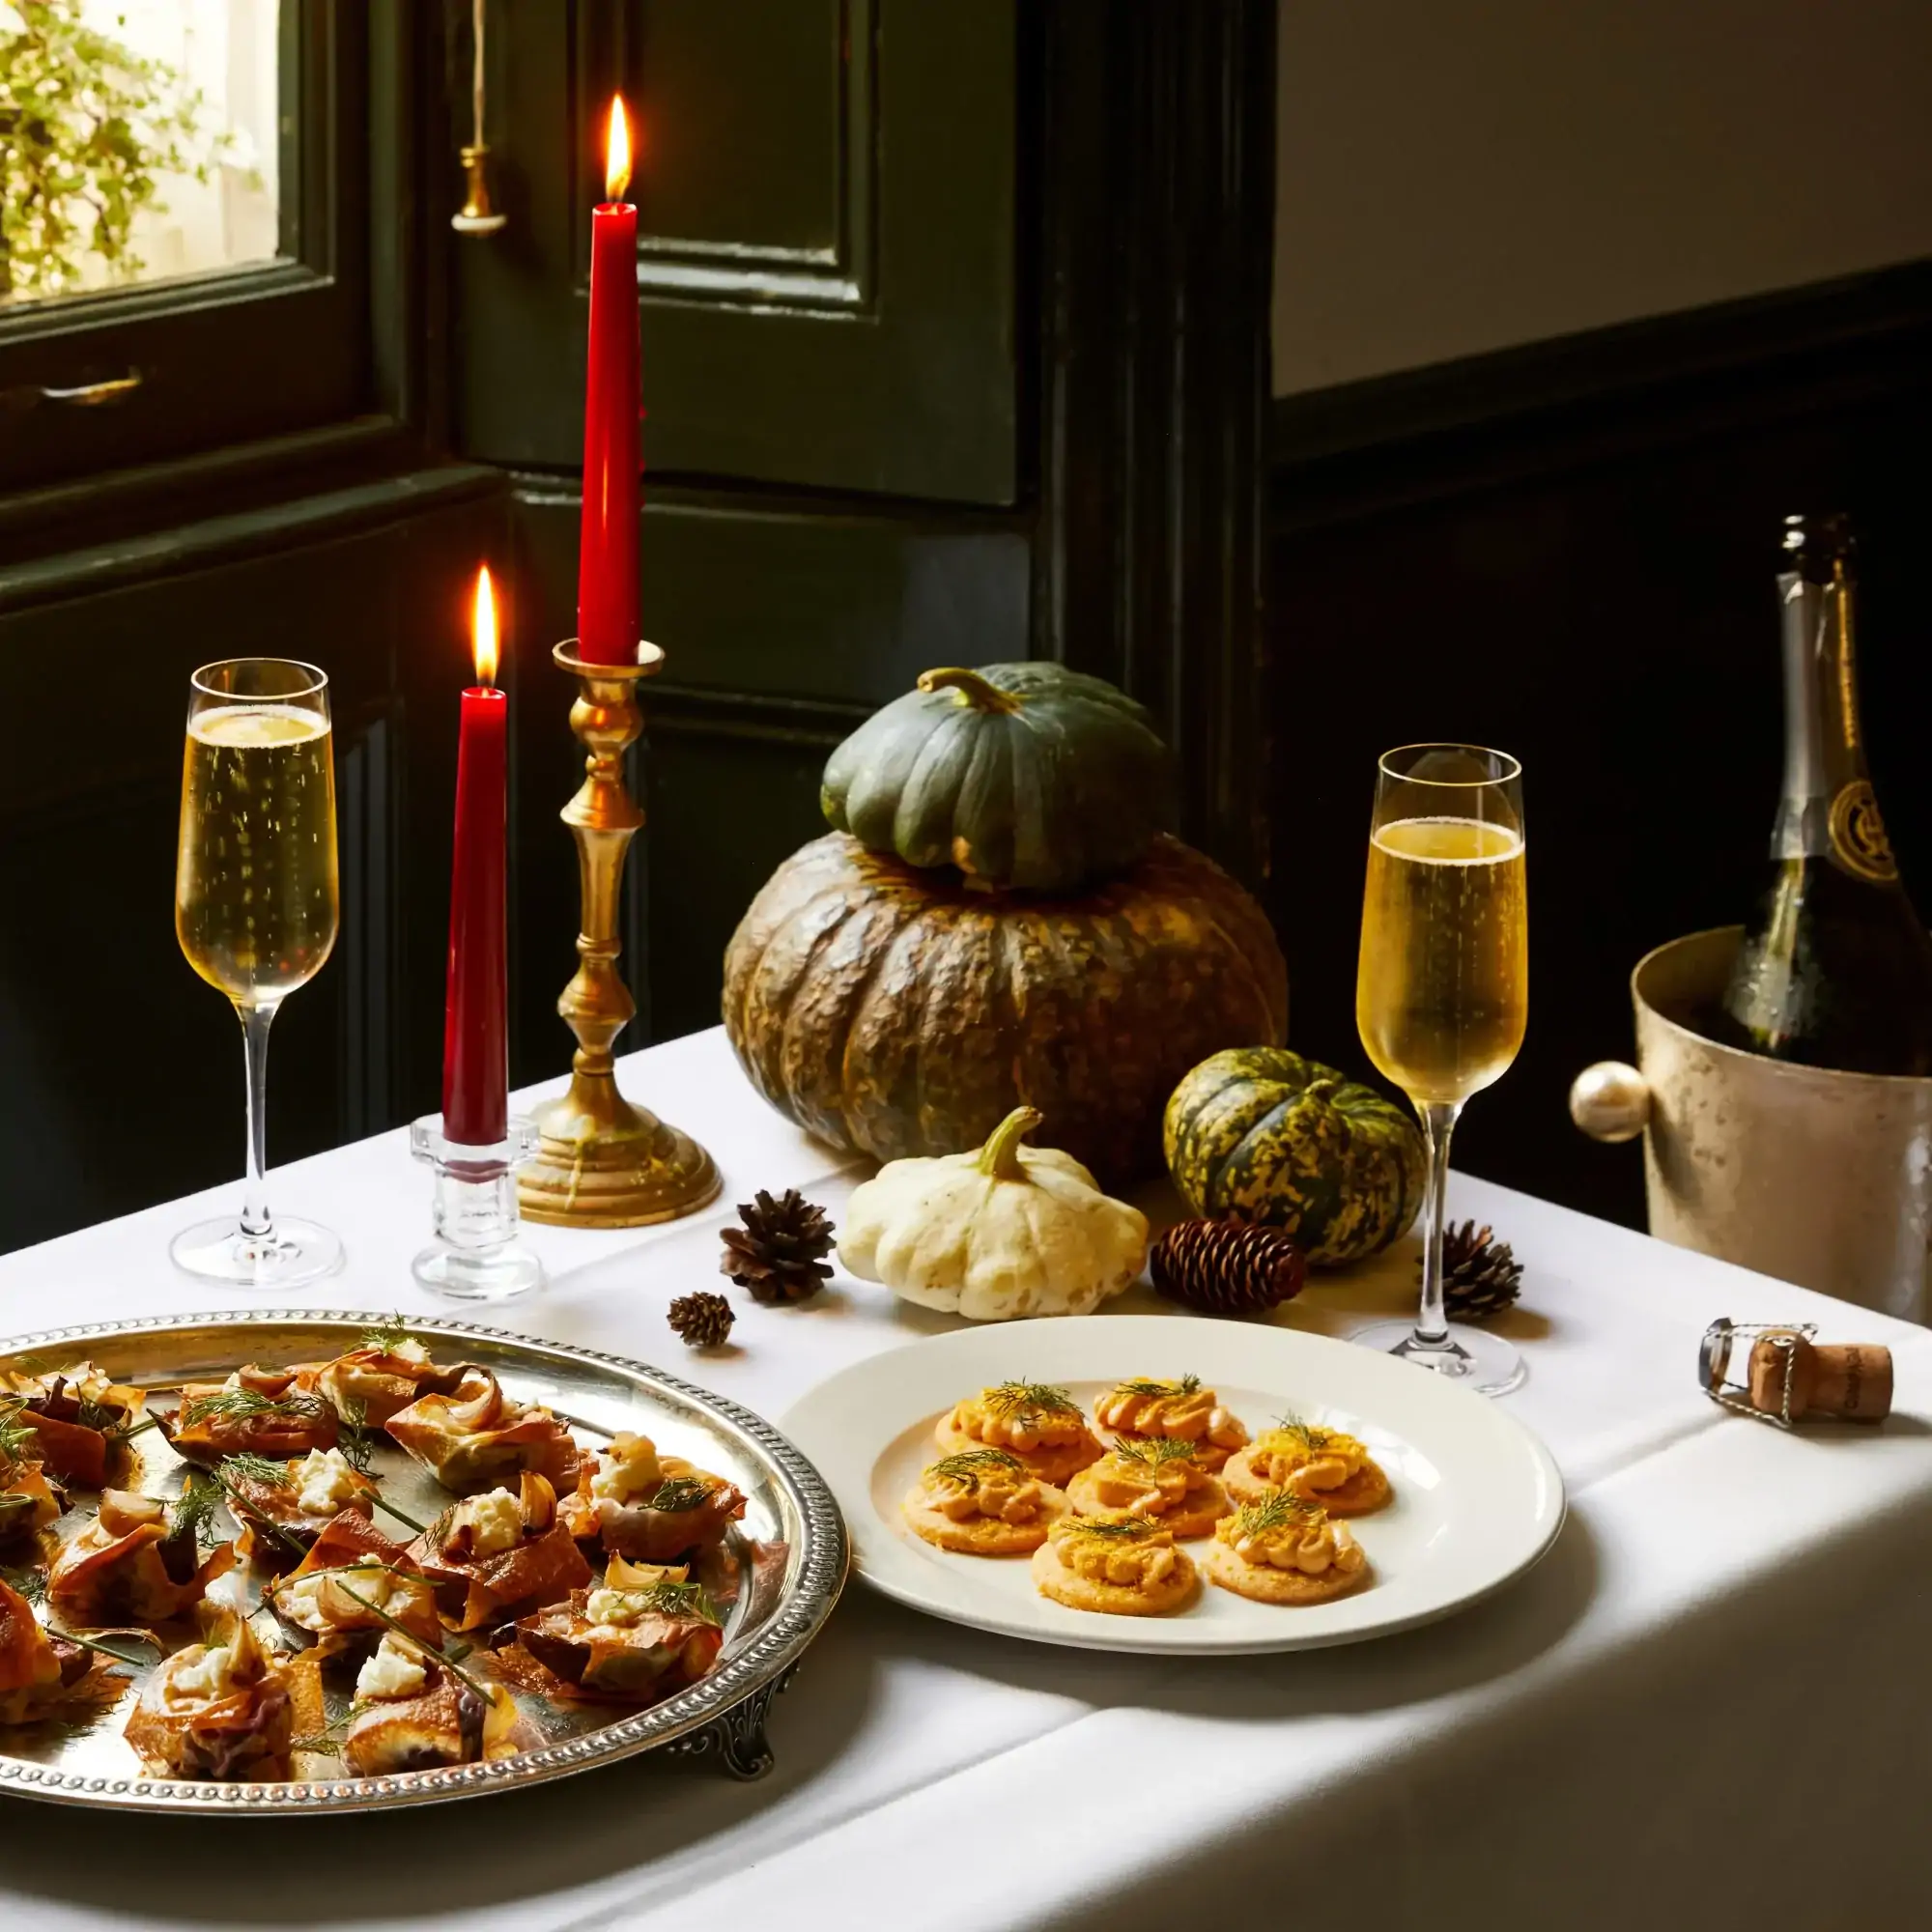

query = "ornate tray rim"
[0, 1308, 849, 1816]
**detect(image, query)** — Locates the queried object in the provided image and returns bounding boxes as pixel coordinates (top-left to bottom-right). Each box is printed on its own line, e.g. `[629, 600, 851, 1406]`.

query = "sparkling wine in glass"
[1353, 744, 1527, 1395]
[171, 659, 344, 1286]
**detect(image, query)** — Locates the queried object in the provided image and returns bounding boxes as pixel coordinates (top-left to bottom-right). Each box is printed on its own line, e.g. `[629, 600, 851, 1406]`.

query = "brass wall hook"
[452, 0, 506, 237]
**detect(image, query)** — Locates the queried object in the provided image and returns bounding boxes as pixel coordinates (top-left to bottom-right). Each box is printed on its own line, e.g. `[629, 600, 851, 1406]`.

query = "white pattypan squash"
[838, 1107, 1150, 1321]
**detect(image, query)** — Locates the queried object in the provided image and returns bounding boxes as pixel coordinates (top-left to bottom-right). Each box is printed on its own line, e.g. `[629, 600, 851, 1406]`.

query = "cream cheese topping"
[167, 1644, 239, 1701]
[451, 1488, 523, 1557]
[585, 1587, 653, 1628]
[589, 1432, 662, 1504]
[294, 1447, 363, 1517]
[355, 1633, 427, 1701]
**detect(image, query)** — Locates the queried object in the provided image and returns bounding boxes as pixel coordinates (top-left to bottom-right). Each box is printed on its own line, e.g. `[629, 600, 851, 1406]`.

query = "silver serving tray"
[0, 1310, 847, 1815]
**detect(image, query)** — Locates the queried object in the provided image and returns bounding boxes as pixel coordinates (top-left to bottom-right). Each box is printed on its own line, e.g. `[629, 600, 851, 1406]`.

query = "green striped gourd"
[1162, 1047, 1426, 1265]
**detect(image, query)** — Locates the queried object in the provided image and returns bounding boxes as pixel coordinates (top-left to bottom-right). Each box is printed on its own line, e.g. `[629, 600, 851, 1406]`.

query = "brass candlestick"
[517, 640, 720, 1228]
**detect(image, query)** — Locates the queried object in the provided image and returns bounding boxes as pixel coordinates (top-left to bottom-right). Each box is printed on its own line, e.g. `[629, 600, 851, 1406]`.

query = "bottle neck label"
[1774, 568, 1889, 879]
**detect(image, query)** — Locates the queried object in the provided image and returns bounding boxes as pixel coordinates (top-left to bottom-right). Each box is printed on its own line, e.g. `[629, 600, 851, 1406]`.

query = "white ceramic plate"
[781, 1315, 1565, 1655]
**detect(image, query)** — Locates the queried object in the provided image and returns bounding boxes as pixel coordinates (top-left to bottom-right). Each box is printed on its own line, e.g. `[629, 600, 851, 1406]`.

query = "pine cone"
[1151, 1218, 1306, 1317]
[1426, 1220, 1524, 1322]
[668, 1291, 736, 1349]
[721, 1188, 836, 1305]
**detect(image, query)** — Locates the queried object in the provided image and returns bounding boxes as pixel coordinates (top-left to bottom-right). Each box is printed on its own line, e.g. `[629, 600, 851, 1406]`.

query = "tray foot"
[677, 1666, 795, 1780]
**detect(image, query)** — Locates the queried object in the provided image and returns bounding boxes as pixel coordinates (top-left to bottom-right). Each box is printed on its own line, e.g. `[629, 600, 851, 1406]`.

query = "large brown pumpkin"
[723, 833, 1287, 1184]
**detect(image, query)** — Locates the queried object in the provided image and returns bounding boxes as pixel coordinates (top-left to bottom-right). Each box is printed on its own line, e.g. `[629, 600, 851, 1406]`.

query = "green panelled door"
[454, 0, 1025, 1065]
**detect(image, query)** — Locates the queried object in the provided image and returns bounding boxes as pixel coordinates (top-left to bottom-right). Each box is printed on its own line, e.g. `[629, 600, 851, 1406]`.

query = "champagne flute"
[1354, 744, 1527, 1395]
[170, 660, 344, 1286]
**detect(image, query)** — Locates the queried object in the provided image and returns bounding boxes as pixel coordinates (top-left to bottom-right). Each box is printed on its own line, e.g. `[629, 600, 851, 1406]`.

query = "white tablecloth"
[1, 1027, 1928, 1932]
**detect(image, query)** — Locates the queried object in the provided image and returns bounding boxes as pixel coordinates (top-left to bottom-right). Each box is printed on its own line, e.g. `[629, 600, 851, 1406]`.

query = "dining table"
[0, 1024, 1927, 1932]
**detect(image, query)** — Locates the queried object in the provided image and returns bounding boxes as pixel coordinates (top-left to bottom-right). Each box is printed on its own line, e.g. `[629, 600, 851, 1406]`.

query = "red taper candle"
[578, 96, 639, 667]
[442, 565, 509, 1146]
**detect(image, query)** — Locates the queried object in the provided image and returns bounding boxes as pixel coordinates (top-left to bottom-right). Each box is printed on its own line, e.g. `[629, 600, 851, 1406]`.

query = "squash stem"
[918, 667, 1023, 714]
[979, 1106, 1042, 1180]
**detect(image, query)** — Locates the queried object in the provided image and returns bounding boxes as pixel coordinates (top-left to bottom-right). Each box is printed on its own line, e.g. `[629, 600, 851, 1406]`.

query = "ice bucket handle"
[1570, 1062, 1651, 1144]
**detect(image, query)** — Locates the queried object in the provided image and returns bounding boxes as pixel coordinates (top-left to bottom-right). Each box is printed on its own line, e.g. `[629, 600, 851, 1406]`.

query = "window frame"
[0, 0, 377, 503]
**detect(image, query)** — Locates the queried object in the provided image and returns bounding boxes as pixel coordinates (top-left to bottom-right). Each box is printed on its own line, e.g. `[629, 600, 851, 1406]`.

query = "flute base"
[1353, 1318, 1526, 1398]
[410, 1117, 546, 1303]
[518, 1079, 721, 1230]
[170, 1215, 344, 1290]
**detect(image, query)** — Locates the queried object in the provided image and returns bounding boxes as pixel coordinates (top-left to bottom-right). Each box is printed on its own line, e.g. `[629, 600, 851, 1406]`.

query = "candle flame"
[605, 96, 633, 201]
[472, 565, 499, 687]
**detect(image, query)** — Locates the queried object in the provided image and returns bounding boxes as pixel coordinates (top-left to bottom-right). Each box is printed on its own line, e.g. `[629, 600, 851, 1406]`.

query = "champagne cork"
[1746, 1332, 1892, 1423]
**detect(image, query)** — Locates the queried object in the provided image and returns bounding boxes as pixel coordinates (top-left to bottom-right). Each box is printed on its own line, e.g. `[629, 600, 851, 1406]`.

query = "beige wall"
[1273, 1, 1932, 396]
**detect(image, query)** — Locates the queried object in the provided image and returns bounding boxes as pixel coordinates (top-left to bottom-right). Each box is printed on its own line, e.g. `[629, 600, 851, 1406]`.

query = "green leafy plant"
[0, 0, 226, 299]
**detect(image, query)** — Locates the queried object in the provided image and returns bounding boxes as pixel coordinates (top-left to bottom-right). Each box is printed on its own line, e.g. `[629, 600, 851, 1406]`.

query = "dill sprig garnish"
[181, 1384, 328, 1430]
[168, 1472, 225, 1548]
[0, 1399, 37, 1472]
[219, 1452, 294, 1492]
[197, 1467, 307, 1559]
[1268, 1416, 1337, 1453]
[1109, 1435, 1197, 1466]
[358, 1315, 414, 1354]
[103, 1413, 161, 1447]
[1113, 1374, 1202, 1400]
[926, 1448, 1025, 1492]
[0, 1563, 46, 1604]
[981, 1380, 1076, 1424]
[71, 1393, 118, 1433]
[603, 1577, 720, 1625]
[1059, 1515, 1156, 1540]
[642, 1475, 716, 1515]
[1231, 1490, 1325, 1538]
[333, 1396, 376, 1477]
[327, 1395, 432, 1533]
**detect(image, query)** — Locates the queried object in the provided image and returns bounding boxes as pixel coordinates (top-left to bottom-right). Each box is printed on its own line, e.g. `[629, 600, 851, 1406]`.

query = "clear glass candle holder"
[410, 1116, 546, 1302]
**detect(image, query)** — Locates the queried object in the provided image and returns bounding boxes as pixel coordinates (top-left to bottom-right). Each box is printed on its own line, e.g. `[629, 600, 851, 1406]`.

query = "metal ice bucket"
[1571, 925, 1932, 1322]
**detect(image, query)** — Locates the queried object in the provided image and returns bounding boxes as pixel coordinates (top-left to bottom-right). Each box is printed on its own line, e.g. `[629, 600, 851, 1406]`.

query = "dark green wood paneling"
[644, 722, 839, 1041]
[1031, 0, 1276, 888]
[502, 483, 1030, 1076]
[631, 1, 846, 254]
[513, 484, 1030, 703]
[456, 0, 1016, 503]
[0, 482, 507, 1254]
[1265, 270, 1932, 1233]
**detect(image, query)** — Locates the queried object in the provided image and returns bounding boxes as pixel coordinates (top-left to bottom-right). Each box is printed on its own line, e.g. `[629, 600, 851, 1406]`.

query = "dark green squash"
[820, 663, 1175, 894]
[1163, 1048, 1426, 1265]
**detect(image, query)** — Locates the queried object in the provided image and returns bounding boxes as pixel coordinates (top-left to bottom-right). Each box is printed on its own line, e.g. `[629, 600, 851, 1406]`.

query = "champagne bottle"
[1719, 513, 1932, 1074]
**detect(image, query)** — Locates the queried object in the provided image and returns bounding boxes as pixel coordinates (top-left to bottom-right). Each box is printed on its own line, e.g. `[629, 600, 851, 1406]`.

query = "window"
[2, 1, 281, 307]
[0, 0, 372, 503]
